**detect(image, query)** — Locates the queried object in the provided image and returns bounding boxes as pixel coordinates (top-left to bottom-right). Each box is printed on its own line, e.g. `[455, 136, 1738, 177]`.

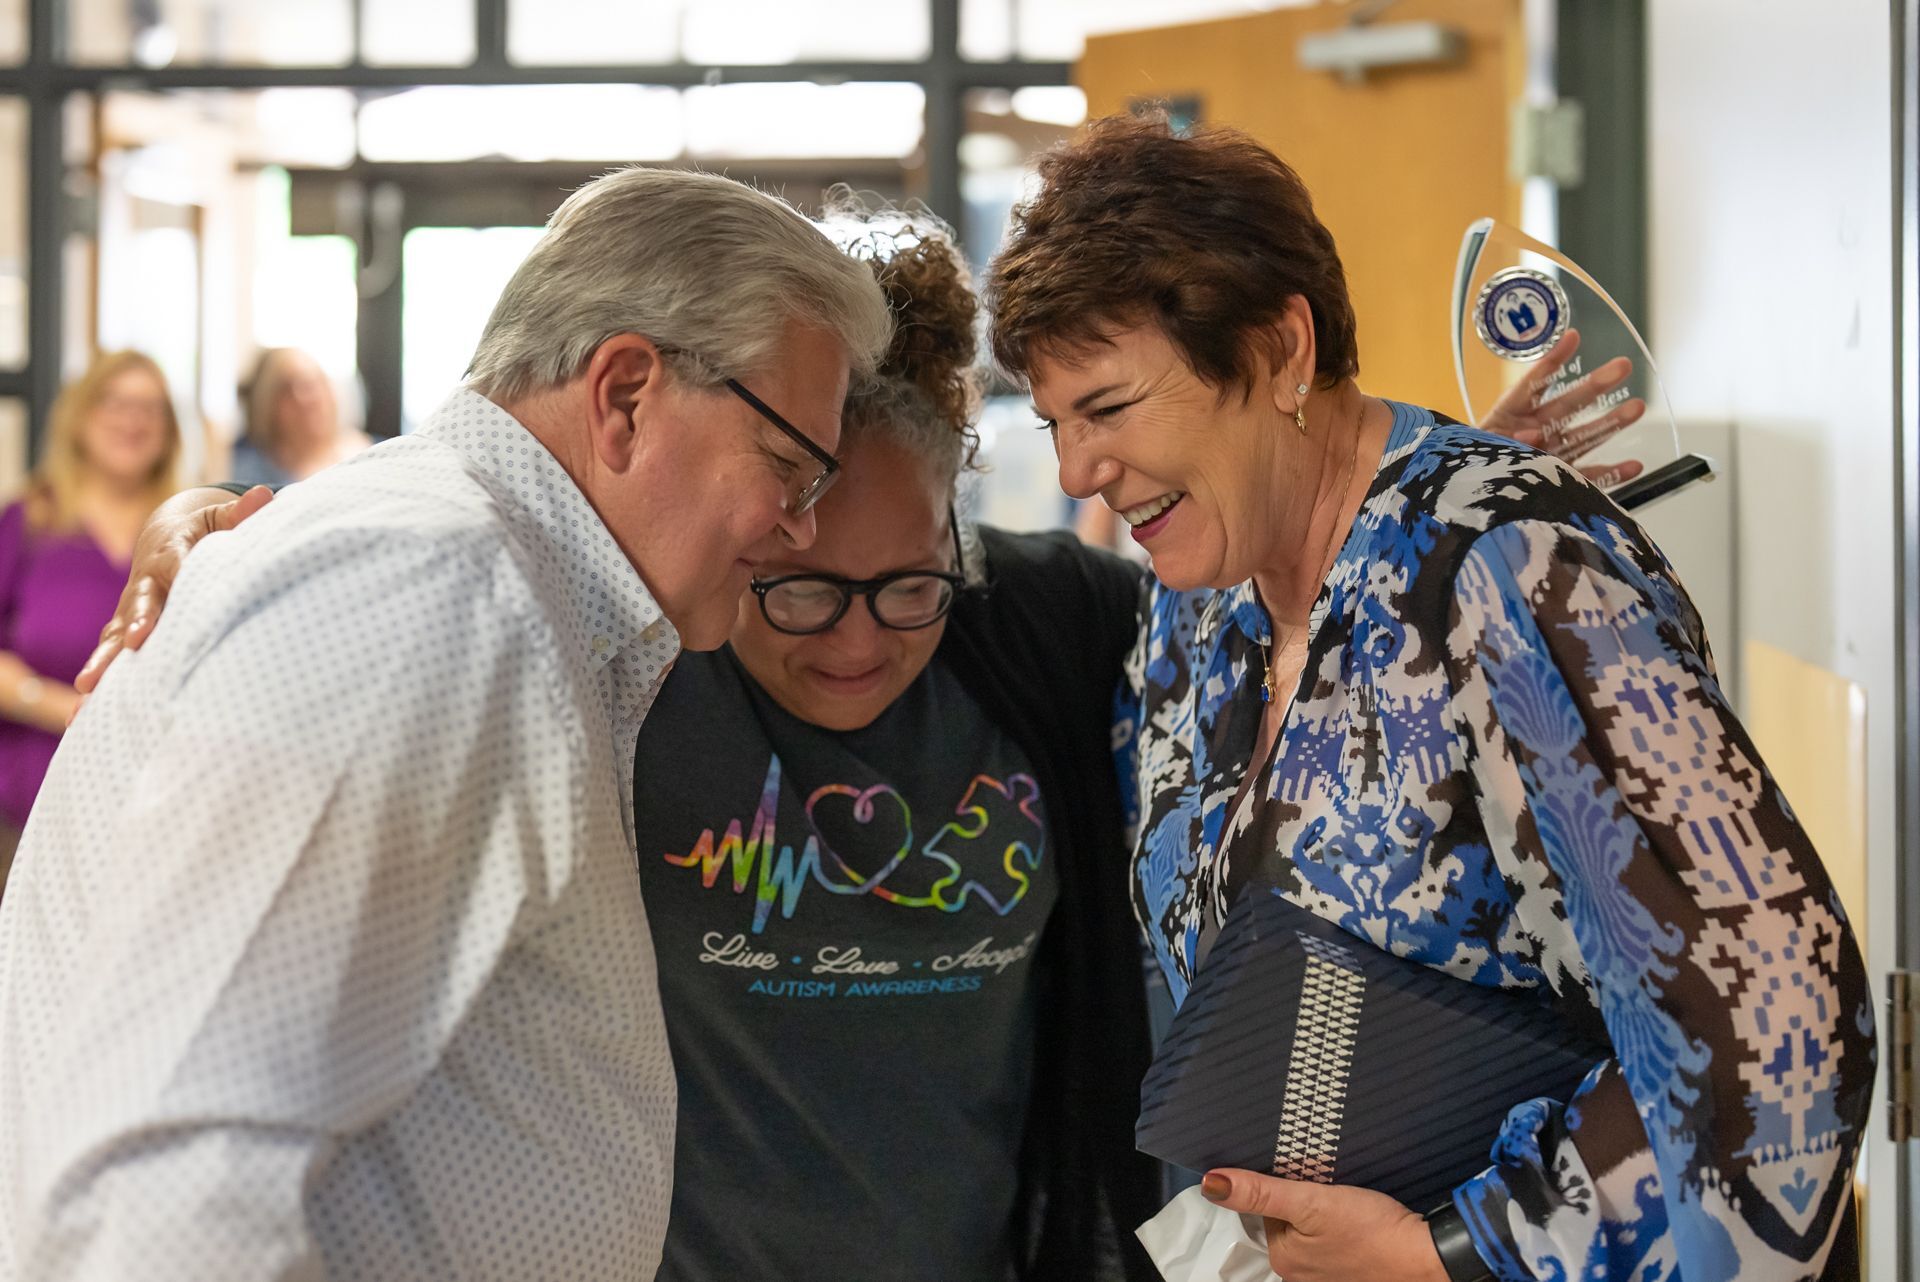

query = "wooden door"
[1078, 0, 1525, 417]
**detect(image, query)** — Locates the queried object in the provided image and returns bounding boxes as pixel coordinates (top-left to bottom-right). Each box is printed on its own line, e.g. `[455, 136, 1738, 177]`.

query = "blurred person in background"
[0, 351, 178, 889]
[229, 347, 370, 486]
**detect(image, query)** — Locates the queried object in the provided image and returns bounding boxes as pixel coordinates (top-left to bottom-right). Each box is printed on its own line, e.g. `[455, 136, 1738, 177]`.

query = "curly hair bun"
[820, 189, 980, 439]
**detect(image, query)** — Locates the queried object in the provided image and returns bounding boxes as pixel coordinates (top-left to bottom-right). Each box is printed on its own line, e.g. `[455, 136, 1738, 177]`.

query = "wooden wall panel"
[1077, 1, 1524, 417]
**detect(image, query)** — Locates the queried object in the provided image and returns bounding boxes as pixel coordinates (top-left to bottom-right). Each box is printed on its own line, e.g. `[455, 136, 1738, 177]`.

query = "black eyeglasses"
[725, 378, 840, 516]
[750, 510, 967, 636]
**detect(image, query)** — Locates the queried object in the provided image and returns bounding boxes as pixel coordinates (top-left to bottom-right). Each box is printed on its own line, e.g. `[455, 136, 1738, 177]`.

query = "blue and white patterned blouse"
[1116, 403, 1875, 1282]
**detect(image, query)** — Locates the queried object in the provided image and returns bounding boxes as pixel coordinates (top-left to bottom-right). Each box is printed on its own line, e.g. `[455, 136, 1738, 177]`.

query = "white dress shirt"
[0, 389, 682, 1280]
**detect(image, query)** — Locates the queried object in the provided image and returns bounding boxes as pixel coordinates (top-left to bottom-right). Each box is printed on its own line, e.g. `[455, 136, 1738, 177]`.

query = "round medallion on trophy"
[1472, 267, 1570, 361]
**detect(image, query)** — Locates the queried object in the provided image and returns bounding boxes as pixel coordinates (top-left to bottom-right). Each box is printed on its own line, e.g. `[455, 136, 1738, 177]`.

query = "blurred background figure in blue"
[230, 346, 368, 486]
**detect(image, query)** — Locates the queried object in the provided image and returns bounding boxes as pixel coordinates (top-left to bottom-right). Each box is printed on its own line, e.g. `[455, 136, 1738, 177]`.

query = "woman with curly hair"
[621, 206, 1166, 1282]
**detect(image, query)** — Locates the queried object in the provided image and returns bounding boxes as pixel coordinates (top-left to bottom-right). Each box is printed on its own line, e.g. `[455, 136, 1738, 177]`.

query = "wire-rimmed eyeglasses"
[725, 378, 840, 516]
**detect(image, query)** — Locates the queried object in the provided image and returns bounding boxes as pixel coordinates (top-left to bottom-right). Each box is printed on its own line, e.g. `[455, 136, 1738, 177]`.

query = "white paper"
[1135, 1186, 1282, 1282]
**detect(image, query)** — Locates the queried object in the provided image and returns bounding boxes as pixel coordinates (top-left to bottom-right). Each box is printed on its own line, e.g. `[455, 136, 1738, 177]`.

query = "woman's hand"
[1199, 1168, 1449, 1282]
[1478, 329, 1647, 487]
[73, 485, 275, 699]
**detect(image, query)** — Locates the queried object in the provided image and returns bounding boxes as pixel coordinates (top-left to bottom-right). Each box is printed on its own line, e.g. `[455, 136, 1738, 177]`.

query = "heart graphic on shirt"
[800, 774, 1046, 912]
[805, 783, 913, 891]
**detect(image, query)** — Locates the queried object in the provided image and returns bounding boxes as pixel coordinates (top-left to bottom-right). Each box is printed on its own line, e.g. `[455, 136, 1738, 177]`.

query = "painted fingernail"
[1201, 1173, 1231, 1202]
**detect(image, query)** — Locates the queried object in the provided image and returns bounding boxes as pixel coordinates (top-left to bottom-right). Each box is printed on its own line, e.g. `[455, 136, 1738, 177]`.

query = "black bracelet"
[1426, 1202, 1495, 1282]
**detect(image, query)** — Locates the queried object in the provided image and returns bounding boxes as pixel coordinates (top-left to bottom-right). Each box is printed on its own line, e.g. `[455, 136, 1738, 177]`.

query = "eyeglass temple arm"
[948, 502, 966, 582]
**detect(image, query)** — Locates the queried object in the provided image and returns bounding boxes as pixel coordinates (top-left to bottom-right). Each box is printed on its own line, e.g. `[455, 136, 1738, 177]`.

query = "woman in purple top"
[0, 350, 180, 881]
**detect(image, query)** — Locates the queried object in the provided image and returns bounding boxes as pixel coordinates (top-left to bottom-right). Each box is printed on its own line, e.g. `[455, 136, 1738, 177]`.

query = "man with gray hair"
[0, 167, 890, 1280]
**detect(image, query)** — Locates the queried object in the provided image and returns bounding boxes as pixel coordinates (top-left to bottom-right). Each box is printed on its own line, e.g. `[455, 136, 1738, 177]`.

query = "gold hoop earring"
[1293, 382, 1309, 434]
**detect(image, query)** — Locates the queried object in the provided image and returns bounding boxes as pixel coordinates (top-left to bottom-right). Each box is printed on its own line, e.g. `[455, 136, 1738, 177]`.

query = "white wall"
[1648, 3, 1900, 1276]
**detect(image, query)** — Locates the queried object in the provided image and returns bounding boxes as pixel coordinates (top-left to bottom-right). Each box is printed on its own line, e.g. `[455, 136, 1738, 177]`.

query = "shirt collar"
[415, 388, 679, 678]
[1195, 581, 1271, 660]
[1202, 399, 1436, 655]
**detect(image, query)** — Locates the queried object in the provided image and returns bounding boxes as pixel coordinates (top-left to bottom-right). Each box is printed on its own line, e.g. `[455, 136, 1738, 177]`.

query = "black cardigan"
[938, 525, 1160, 1282]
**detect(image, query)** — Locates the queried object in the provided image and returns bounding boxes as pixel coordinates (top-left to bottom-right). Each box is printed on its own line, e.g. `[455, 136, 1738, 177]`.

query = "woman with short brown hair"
[989, 113, 1872, 1282]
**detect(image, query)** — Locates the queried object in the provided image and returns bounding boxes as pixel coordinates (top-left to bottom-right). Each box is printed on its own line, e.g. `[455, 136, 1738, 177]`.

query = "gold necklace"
[1261, 426, 1361, 705]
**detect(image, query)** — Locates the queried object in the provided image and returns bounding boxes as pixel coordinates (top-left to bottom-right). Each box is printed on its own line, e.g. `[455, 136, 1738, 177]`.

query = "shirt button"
[592, 635, 610, 654]
[641, 620, 666, 643]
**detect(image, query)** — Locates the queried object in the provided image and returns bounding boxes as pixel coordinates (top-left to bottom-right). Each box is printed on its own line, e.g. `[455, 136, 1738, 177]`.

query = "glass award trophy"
[1451, 218, 1714, 510]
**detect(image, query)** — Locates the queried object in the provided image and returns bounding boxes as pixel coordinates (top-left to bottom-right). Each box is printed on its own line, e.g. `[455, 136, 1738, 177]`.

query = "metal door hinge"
[1893, 969, 1918, 1142]
[1510, 100, 1586, 188]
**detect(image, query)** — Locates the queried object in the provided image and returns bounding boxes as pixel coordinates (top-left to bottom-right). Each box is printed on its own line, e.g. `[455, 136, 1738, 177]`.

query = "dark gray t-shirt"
[633, 646, 1060, 1282]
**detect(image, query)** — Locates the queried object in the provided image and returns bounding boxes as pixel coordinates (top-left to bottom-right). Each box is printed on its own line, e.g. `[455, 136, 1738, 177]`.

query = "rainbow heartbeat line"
[662, 754, 1045, 933]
